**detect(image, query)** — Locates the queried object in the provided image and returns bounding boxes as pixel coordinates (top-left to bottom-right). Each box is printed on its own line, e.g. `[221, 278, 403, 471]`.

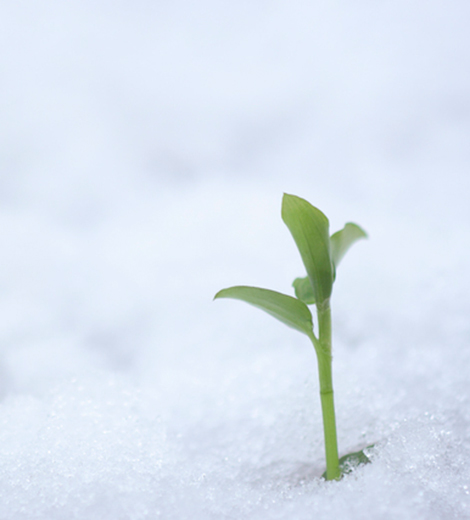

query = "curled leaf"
[292, 276, 315, 305]
[330, 223, 367, 268]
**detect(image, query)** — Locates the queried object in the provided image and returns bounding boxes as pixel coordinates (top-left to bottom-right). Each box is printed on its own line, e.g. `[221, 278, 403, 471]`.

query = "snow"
[1, 1, 470, 518]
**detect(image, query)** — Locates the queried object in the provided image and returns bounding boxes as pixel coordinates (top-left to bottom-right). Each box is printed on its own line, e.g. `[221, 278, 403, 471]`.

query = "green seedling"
[214, 194, 368, 480]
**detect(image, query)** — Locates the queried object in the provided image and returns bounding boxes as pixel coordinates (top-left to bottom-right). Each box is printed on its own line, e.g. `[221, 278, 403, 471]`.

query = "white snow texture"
[1, 1, 470, 519]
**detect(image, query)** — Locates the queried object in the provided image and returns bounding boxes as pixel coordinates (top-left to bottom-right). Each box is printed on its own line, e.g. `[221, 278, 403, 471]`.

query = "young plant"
[214, 194, 367, 480]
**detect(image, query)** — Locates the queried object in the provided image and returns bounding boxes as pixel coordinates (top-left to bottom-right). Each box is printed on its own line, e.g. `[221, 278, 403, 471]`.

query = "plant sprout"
[214, 194, 367, 480]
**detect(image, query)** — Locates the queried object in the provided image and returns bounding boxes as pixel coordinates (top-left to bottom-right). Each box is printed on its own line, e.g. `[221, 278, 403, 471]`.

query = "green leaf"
[330, 223, 367, 267]
[282, 194, 333, 305]
[321, 445, 374, 480]
[214, 285, 313, 336]
[292, 276, 315, 304]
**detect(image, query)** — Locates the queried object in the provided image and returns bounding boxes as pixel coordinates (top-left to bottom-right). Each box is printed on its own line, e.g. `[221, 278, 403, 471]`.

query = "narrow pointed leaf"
[214, 286, 313, 336]
[292, 276, 316, 304]
[282, 194, 333, 304]
[330, 223, 367, 267]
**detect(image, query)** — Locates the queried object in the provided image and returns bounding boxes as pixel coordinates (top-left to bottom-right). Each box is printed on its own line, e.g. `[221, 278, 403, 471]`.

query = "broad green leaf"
[214, 285, 313, 336]
[282, 194, 333, 304]
[330, 223, 367, 267]
[292, 276, 315, 304]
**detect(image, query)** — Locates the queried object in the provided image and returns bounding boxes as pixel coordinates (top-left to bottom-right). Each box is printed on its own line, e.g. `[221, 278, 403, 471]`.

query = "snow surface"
[1, 1, 470, 518]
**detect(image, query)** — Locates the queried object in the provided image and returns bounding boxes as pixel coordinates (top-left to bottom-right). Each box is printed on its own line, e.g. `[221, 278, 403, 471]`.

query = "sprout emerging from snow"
[215, 194, 368, 480]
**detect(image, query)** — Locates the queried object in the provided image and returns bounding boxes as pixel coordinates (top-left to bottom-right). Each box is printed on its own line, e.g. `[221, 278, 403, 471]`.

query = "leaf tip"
[213, 289, 225, 300]
[346, 222, 368, 239]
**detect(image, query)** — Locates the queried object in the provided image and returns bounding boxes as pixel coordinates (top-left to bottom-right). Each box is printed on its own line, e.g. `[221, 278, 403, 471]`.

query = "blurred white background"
[1, 2, 470, 519]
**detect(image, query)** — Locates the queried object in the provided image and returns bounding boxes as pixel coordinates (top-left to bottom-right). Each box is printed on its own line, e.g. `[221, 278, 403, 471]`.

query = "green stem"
[314, 300, 340, 480]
